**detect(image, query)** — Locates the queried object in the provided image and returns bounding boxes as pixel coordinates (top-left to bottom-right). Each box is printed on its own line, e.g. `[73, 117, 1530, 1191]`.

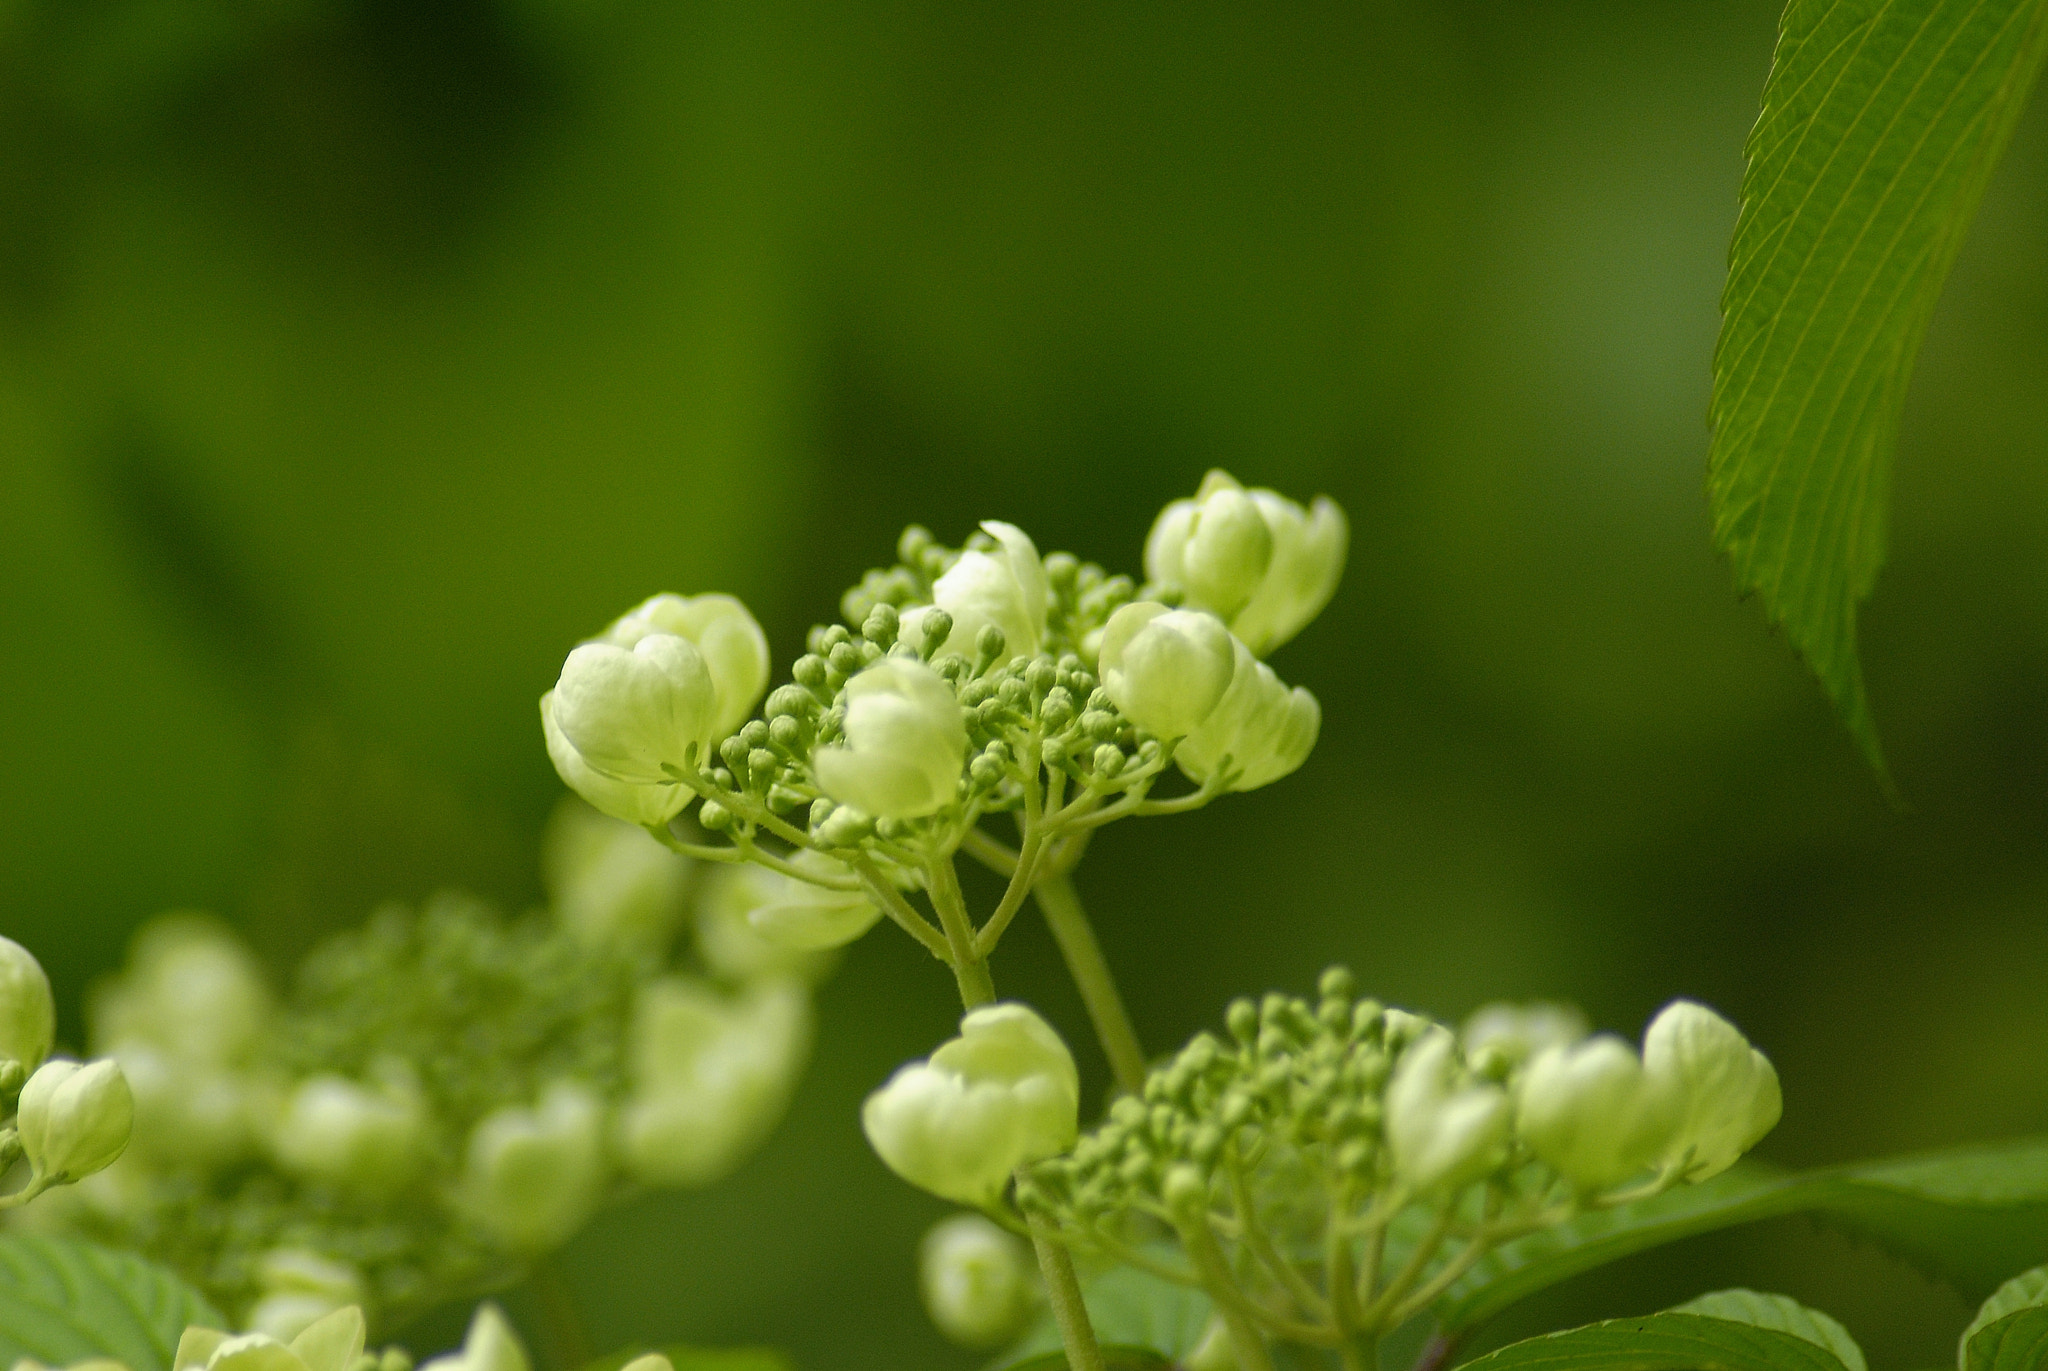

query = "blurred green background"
[4, 1, 2047, 1366]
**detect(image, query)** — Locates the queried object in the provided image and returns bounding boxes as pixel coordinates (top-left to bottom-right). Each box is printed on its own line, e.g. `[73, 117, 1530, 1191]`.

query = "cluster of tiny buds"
[703, 580, 1164, 847]
[1022, 967, 1396, 1225]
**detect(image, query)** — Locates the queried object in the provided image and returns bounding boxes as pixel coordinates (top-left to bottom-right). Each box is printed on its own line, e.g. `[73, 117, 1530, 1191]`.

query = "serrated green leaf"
[0, 1233, 224, 1371]
[1456, 1301, 1859, 1371]
[1960, 1266, 2048, 1371]
[995, 1263, 1213, 1368]
[1436, 1136, 2048, 1334]
[1709, 0, 2048, 775]
[1673, 1290, 1867, 1371]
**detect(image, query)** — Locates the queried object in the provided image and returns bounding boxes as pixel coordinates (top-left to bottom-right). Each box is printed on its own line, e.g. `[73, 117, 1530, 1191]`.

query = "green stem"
[926, 856, 996, 1007]
[1034, 871, 1147, 1094]
[1178, 1217, 1281, 1371]
[1028, 1210, 1108, 1371]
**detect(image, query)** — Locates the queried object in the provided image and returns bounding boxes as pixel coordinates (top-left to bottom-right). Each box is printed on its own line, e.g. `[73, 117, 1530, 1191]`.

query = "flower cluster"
[34, 802, 827, 1337]
[1014, 969, 1780, 1358]
[0, 936, 133, 1211]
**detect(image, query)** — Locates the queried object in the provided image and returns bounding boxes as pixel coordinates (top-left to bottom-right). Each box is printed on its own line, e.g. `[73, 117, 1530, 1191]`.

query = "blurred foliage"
[3, 1, 2048, 1367]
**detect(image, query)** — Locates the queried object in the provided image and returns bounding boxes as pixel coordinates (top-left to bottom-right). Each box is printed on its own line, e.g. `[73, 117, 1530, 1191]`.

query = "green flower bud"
[0, 935, 55, 1075]
[619, 978, 811, 1187]
[1383, 1030, 1510, 1196]
[418, 1305, 528, 1371]
[1174, 637, 1320, 792]
[1462, 1001, 1589, 1067]
[174, 1305, 367, 1371]
[918, 1213, 1039, 1348]
[717, 856, 881, 961]
[1097, 604, 1238, 740]
[1516, 1035, 1678, 1192]
[813, 658, 968, 819]
[1145, 470, 1348, 656]
[18, 1058, 134, 1184]
[862, 1002, 1079, 1208]
[541, 799, 691, 954]
[91, 916, 272, 1068]
[1643, 1001, 1781, 1182]
[550, 633, 718, 785]
[270, 1073, 426, 1195]
[901, 522, 1048, 666]
[243, 1251, 365, 1342]
[540, 691, 688, 827]
[601, 593, 771, 745]
[695, 858, 856, 981]
[456, 1082, 606, 1252]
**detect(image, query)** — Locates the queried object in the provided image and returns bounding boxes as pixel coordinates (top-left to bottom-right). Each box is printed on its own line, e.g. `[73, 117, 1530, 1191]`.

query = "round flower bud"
[17, 1058, 134, 1184]
[901, 522, 1048, 666]
[419, 1303, 529, 1371]
[550, 633, 718, 785]
[456, 1082, 606, 1252]
[0, 935, 55, 1074]
[919, 1213, 1038, 1348]
[1145, 469, 1348, 656]
[813, 658, 969, 819]
[270, 1074, 426, 1195]
[1516, 1035, 1678, 1192]
[601, 593, 771, 745]
[1643, 1000, 1781, 1182]
[1383, 1030, 1510, 1196]
[1462, 1001, 1589, 1067]
[1098, 604, 1237, 740]
[91, 915, 272, 1068]
[541, 691, 688, 827]
[540, 799, 692, 954]
[1174, 637, 1320, 792]
[618, 978, 812, 1187]
[861, 1002, 1079, 1208]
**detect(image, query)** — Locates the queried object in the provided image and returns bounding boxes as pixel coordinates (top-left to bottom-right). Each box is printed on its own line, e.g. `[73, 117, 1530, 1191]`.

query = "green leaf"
[1672, 1290, 1867, 1371]
[1436, 1136, 2048, 1334]
[1709, 0, 2048, 774]
[996, 1263, 1213, 1368]
[0, 1233, 224, 1371]
[1457, 1293, 1864, 1371]
[1960, 1266, 2048, 1371]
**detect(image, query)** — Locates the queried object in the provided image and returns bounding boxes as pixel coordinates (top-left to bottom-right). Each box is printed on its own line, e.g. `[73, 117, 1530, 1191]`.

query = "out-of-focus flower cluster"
[17, 802, 830, 1338]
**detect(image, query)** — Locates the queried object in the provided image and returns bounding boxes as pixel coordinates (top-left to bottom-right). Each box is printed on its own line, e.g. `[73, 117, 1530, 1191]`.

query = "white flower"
[549, 633, 718, 784]
[862, 1003, 1079, 1208]
[456, 1082, 607, 1252]
[696, 856, 877, 981]
[1517, 1035, 1678, 1192]
[618, 978, 812, 1187]
[173, 1305, 365, 1371]
[1643, 1000, 1781, 1182]
[18, 1058, 133, 1184]
[540, 799, 693, 952]
[541, 691, 689, 827]
[0, 935, 54, 1073]
[1462, 1001, 1589, 1066]
[813, 658, 969, 819]
[1173, 637, 1320, 791]
[419, 1304, 529, 1371]
[91, 916, 271, 1068]
[902, 522, 1048, 665]
[1145, 470, 1347, 656]
[600, 593, 771, 745]
[919, 1213, 1039, 1348]
[270, 1074, 426, 1195]
[1383, 1030, 1511, 1196]
[243, 1251, 365, 1341]
[1098, 604, 1238, 740]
